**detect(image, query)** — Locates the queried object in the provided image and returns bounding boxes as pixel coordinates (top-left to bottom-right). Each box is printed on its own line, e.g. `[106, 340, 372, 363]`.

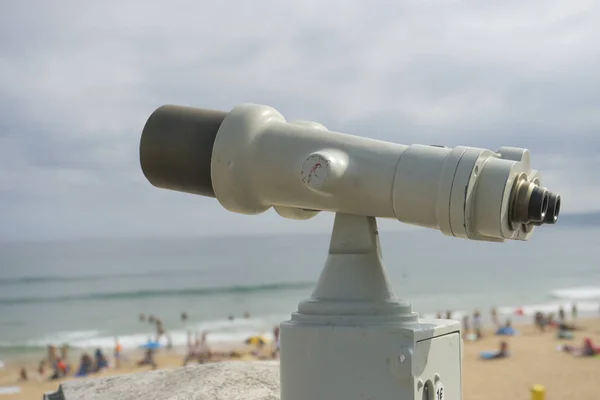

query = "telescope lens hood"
[140, 105, 227, 198]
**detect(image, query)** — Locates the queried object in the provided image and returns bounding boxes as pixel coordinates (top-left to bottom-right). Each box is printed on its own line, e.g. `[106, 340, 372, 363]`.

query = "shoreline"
[2, 298, 597, 363]
[1, 301, 596, 364]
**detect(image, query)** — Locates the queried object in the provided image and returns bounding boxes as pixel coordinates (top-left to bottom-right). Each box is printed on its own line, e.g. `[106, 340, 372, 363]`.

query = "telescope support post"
[279, 213, 463, 400]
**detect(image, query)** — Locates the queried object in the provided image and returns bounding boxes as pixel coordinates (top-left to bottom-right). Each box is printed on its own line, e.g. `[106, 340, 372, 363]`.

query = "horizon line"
[0, 211, 597, 245]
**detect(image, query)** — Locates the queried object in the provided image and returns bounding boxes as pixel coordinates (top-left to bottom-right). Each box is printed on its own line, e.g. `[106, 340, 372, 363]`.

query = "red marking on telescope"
[307, 162, 322, 184]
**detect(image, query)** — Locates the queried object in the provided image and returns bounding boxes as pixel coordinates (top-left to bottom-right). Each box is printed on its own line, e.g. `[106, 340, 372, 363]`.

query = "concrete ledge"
[44, 361, 280, 400]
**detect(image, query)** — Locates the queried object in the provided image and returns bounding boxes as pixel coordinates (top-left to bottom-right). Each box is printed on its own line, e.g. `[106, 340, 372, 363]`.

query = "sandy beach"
[1, 318, 599, 400]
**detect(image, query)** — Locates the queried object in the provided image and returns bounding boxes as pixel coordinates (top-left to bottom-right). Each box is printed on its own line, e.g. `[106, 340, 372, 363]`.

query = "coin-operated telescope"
[140, 103, 561, 400]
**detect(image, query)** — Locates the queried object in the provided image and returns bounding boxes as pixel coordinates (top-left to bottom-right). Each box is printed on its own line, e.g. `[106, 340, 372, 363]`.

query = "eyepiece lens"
[528, 186, 549, 222]
[543, 193, 560, 224]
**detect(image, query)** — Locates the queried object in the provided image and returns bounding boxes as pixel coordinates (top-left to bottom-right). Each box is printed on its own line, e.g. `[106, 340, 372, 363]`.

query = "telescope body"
[141, 104, 560, 243]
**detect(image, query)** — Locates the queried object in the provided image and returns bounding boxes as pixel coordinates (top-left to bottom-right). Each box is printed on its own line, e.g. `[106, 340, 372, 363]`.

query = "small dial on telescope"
[301, 154, 330, 189]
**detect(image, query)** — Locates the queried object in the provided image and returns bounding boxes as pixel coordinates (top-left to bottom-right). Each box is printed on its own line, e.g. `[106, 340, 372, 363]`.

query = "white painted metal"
[210, 103, 541, 242]
[280, 213, 462, 400]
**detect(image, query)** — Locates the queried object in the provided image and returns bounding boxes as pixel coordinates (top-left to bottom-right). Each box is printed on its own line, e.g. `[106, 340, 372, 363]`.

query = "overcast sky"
[0, 0, 599, 242]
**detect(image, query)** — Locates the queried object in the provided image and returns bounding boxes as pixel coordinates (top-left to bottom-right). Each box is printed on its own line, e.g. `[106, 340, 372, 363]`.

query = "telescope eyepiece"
[510, 179, 560, 227]
[528, 185, 549, 222]
[543, 193, 561, 224]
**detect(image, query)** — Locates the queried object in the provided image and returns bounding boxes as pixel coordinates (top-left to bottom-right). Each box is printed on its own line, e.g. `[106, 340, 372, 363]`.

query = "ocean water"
[1, 225, 599, 359]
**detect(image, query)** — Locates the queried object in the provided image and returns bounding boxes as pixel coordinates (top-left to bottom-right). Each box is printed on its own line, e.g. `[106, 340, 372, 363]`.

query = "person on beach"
[114, 337, 123, 368]
[155, 319, 166, 342]
[75, 353, 93, 377]
[56, 344, 71, 375]
[37, 360, 46, 379]
[462, 316, 470, 335]
[558, 306, 566, 322]
[534, 311, 546, 332]
[561, 337, 598, 357]
[490, 307, 499, 327]
[183, 331, 210, 365]
[93, 349, 109, 372]
[138, 348, 157, 369]
[46, 344, 68, 380]
[197, 332, 211, 363]
[473, 310, 482, 339]
[19, 367, 28, 381]
[557, 319, 577, 331]
[571, 303, 578, 320]
[60, 344, 70, 366]
[245, 335, 268, 358]
[272, 326, 280, 359]
[495, 319, 516, 336]
[49, 358, 68, 380]
[547, 313, 557, 328]
[47, 345, 57, 367]
[445, 310, 452, 319]
[480, 341, 510, 360]
[493, 341, 509, 359]
[436, 312, 442, 319]
[183, 331, 199, 366]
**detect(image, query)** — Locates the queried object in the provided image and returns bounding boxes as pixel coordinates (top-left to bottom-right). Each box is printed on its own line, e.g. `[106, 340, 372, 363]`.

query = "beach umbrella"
[245, 336, 267, 346]
[140, 341, 161, 350]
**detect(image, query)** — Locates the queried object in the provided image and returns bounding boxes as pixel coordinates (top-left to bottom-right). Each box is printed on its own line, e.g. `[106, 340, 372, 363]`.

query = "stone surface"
[43, 361, 281, 400]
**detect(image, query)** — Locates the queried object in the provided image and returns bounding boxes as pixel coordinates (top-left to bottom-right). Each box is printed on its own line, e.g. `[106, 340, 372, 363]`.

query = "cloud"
[0, 0, 598, 241]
